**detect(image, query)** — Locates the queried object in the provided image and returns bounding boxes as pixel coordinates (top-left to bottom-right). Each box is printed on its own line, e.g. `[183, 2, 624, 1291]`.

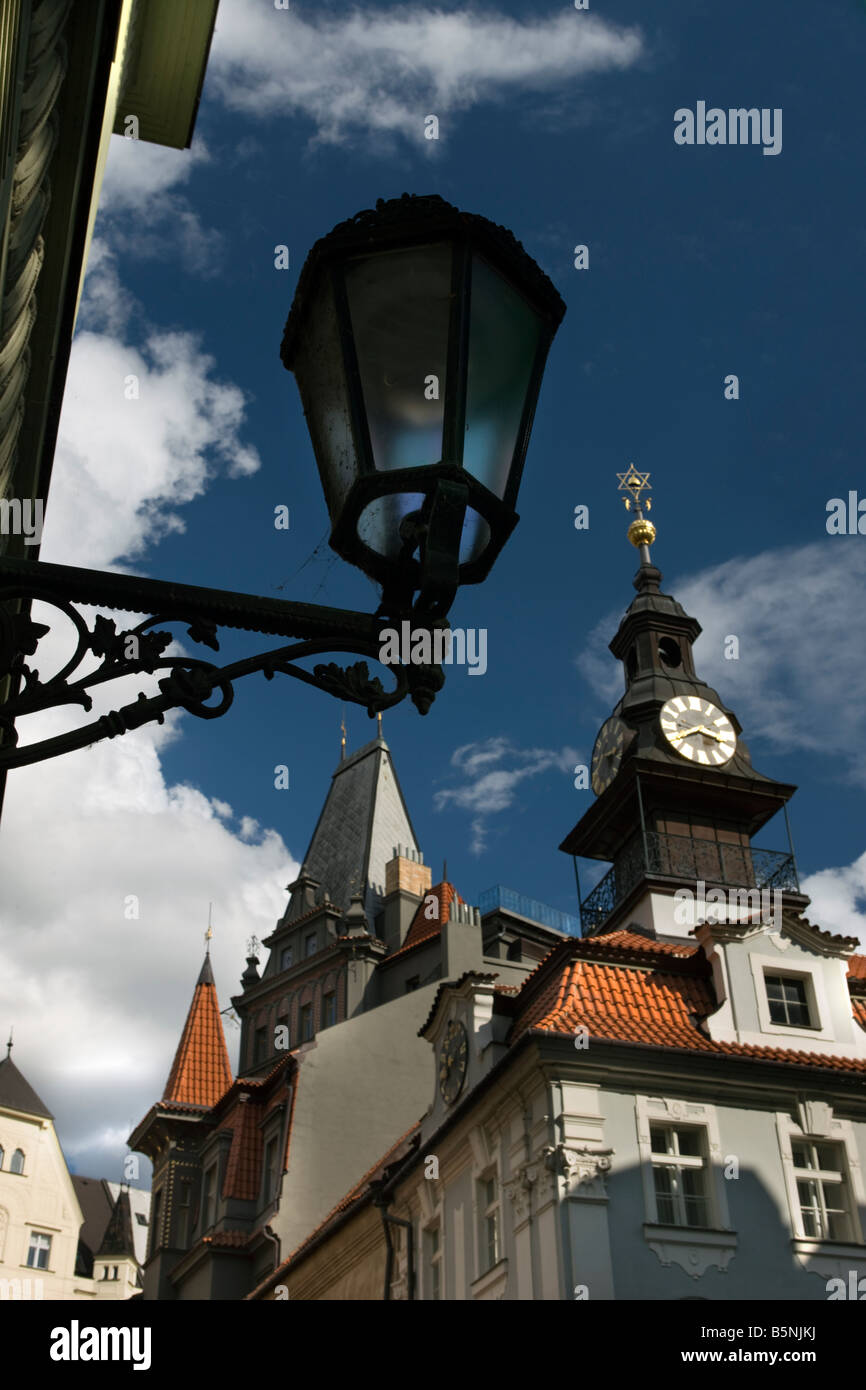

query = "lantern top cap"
[281, 192, 566, 370]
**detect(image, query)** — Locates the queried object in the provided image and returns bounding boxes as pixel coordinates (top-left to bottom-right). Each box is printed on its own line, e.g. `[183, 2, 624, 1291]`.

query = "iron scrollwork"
[0, 556, 445, 770]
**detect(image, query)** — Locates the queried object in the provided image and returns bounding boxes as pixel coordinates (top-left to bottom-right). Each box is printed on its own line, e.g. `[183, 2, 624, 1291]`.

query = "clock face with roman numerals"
[439, 1019, 468, 1105]
[659, 695, 736, 766]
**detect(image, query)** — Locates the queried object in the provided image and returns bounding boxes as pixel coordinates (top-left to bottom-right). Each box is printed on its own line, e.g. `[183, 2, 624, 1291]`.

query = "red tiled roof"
[203, 1230, 251, 1248]
[386, 882, 461, 962]
[162, 959, 233, 1108]
[510, 941, 866, 1072]
[848, 954, 866, 984]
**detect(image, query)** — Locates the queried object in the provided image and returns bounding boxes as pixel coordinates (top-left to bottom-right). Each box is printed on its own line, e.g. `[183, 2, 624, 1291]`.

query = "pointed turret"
[0, 1051, 53, 1119]
[279, 730, 419, 928]
[561, 471, 805, 938]
[162, 953, 232, 1108]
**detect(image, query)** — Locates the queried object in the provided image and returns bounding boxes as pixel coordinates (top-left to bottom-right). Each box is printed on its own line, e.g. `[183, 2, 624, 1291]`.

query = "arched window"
[11, 1149, 25, 1174]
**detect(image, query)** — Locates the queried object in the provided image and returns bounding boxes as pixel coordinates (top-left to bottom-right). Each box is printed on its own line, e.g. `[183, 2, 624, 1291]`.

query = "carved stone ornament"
[543, 1144, 614, 1198]
[645, 1226, 737, 1280]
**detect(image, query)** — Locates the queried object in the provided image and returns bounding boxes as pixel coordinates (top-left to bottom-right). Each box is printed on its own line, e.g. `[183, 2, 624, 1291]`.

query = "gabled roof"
[162, 954, 232, 1108]
[97, 1188, 136, 1259]
[385, 881, 460, 962]
[284, 735, 419, 923]
[0, 1054, 53, 1119]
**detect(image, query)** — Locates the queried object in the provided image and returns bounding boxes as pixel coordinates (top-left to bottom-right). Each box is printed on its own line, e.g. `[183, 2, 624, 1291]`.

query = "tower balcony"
[579, 830, 800, 935]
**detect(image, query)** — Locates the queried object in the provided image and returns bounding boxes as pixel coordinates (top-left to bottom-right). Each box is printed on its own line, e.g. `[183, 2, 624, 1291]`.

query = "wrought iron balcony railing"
[579, 830, 799, 934]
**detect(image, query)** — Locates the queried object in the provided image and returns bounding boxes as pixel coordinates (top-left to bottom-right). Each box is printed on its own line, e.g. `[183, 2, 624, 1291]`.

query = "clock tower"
[560, 470, 807, 940]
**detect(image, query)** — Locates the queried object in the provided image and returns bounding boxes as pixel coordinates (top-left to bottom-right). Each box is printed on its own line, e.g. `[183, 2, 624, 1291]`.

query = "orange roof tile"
[848, 954, 866, 983]
[387, 881, 461, 961]
[162, 956, 233, 1109]
[511, 942, 866, 1072]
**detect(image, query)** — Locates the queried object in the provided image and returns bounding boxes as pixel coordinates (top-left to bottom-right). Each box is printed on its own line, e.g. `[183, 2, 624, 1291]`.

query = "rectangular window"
[425, 1224, 442, 1300]
[792, 1140, 853, 1242]
[765, 974, 811, 1028]
[322, 992, 337, 1028]
[280, 944, 294, 970]
[305, 932, 317, 958]
[26, 1232, 52, 1270]
[405, 977, 420, 993]
[202, 1164, 218, 1231]
[477, 1175, 500, 1273]
[177, 1180, 191, 1247]
[263, 1137, 279, 1205]
[254, 1026, 267, 1063]
[300, 1002, 313, 1041]
[650, 1125, 710, 1228]
[150, 1188, 162, 1254]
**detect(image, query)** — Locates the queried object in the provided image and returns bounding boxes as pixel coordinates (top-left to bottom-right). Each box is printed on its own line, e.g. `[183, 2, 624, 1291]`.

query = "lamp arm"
[0, 556, 444, 770]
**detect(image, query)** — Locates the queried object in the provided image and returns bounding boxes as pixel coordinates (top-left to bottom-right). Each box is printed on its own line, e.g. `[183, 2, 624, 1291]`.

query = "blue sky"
[2, 0, 865, 1180]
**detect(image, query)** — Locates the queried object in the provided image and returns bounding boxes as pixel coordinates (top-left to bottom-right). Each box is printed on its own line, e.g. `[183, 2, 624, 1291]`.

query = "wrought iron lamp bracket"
[0, 556, 445, 770]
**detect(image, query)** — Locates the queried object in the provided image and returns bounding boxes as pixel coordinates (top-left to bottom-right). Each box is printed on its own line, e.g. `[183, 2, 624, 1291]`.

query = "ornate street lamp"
[282, 193, 566, 616]
[0, 195, 565, 770]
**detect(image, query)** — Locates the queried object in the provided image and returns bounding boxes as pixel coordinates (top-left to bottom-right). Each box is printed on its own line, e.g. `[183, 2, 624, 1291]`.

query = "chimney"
[382, 845, 432, 952]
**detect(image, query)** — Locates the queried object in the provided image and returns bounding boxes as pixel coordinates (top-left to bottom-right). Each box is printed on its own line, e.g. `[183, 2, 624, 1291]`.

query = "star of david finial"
[616, 466, 652, 513]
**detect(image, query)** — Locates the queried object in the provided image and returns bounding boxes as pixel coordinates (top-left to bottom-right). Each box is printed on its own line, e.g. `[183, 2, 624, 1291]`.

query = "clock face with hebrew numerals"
[591, 716, 628, 795]
[659, 695, 736, 766]
[439, 1019, 468, 1105]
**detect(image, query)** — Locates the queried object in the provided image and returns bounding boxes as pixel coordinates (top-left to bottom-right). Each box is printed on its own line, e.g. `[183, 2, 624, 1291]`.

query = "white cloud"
[96, 136, 223, 274]
[0, 204, 286, 1181]
[578, 542, 866, 780]
[801, 852, 866, 948]
[209, 2, 644, 147]
[0, 683, 297, 1179]
[435, 736, 579, 854]
[44, 322, 260, 568]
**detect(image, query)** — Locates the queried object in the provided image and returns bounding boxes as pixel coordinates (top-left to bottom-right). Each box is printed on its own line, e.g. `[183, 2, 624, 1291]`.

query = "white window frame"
[648, 1123, 712, 1229]
[635, 1095, 732, 1231]
[775, 1110, 865, 1249]
[476, 1170, 501, 1275]
[749, 954, 833, 1041]
[26, 1231, 51, 1270]
[423, 1221, 442, 1301]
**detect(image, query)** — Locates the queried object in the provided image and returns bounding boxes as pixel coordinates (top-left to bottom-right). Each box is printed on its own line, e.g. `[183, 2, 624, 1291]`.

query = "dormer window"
[305, 932, 317, 958]
[765, 973, 811, 1028]
[280, 945, 293, 970]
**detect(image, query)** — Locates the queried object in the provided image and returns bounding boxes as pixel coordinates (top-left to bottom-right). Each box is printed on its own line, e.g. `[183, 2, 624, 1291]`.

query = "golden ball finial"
[627, 517, 656, 548]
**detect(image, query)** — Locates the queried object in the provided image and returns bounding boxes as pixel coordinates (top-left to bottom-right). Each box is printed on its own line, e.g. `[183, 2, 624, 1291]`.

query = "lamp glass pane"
[290, 274, 358, 524]
[357, 492, 426, 559]
[464, 256, 542, 499]
[345, 244, 451, 472]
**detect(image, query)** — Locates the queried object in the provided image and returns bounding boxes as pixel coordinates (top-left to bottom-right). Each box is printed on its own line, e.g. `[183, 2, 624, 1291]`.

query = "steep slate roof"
[0, 1054, 53, 1119]
[97, 1188, 136, 1258]
[162, 954, 233, 1108]
[72, 1176, 115, 1274]
[288, 735, 419, 921]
